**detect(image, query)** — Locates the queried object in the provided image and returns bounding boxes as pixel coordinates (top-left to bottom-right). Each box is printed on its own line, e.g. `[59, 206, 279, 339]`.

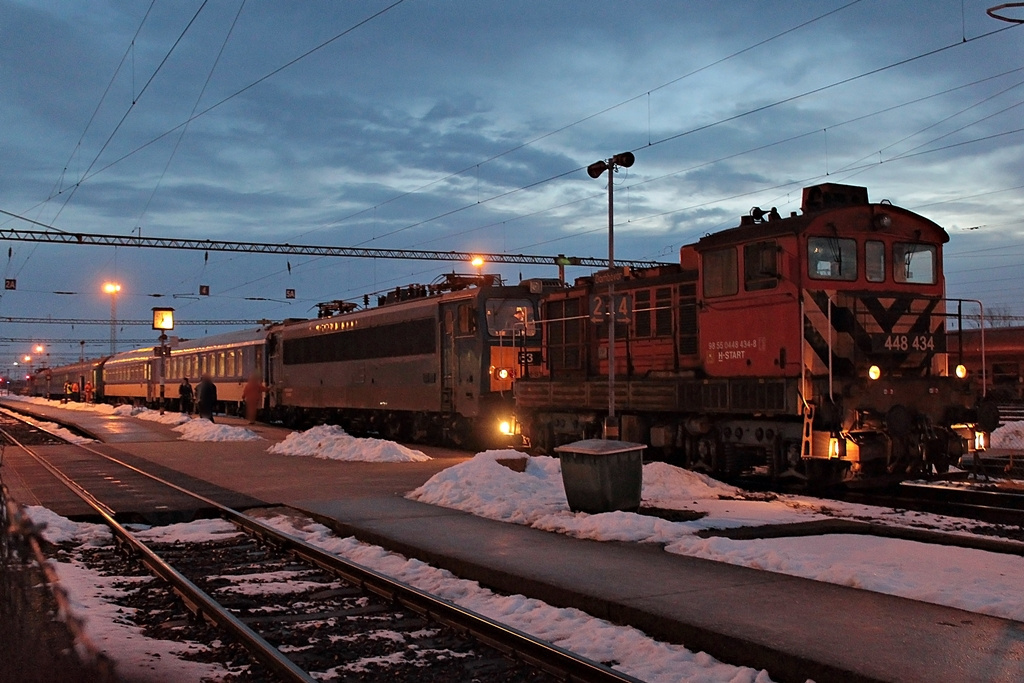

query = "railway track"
[0, 411, 640, 682]
[831, 479, 1024, 527]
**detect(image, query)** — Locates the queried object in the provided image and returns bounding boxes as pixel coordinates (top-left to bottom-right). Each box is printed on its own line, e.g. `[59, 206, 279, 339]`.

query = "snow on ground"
[113, 404, 191, 425]
[992, 419, 1024, 449]
[259, 512, 774, 683]
[132, 517, 243, 544]
[172, 418, 261, 442]
[20, 508, 229, 682]
[409, 452, 1024, 622]
[0, 405, 94, 443]
[1, 394, 115, 414]
[268, 423, 430, 462]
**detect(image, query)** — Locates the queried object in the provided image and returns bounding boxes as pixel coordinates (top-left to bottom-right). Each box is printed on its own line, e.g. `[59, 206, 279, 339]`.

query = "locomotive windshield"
[808, 237, 857, 281]
[485, 299, 537, 337]
[893, 243, 936, 284]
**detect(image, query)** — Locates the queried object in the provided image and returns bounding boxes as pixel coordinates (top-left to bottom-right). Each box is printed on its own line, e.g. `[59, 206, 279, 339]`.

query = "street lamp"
[34, 344, 50, 398]
[153, 307, 174, 414]
[103, 282, 121, 355]
[587, 151, 635, 439]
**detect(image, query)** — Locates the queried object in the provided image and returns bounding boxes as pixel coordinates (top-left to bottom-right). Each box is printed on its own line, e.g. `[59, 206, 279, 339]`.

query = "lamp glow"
[868, 365, 881, 380]
[498, 420, 512, 435]
[471, 256, 484, 268]
[955, 364, 968, 379]
[496, 367, 510, 380]
[103, 282, 121, 294]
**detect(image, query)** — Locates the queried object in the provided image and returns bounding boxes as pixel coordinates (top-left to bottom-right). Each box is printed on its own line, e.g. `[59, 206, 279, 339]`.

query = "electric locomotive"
[266, 273, 545, 447]
[516, 183, 995, 483]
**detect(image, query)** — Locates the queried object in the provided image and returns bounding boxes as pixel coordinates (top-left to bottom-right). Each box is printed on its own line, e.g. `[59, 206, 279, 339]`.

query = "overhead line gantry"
[0, 225, 671, 270]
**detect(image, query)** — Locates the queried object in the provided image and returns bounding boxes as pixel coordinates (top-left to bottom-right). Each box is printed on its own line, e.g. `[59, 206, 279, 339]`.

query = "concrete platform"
[3, 400, 1023, 682]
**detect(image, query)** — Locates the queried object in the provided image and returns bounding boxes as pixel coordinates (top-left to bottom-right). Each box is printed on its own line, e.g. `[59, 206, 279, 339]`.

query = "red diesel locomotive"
[516, 183, 995, 483]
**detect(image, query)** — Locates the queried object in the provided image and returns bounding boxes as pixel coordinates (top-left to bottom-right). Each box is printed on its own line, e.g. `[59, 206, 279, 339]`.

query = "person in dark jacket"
[196, 374, 217, 422]
[178, 378, 194, 414]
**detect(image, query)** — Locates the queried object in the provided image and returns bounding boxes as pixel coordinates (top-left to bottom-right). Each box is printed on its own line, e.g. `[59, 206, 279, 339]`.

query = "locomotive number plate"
[518, 350, 542, 366]
[870, 333, 945, 353]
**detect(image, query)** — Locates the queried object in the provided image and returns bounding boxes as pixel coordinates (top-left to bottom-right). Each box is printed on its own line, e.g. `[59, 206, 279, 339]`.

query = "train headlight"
[498, 420, 512, 435]
[496, 368, 511, 380]
[868, 365, 881, 380]
[955, 364, 968, 379]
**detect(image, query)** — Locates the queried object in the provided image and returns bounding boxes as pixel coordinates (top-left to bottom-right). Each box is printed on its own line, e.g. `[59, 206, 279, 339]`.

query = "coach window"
[866, 240, 886, 282]
[703, 247, 738, 297]
[893, 242, 936, 284]
[808, 236, 857, 281]
[227, 351, 236, 378]
[743, 241, 779, 291]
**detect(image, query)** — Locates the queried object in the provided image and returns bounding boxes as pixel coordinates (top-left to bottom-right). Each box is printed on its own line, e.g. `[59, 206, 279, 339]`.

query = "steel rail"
[0, 226, 671, 270]
[1, 407, 642, 683]
[0, 424, 315, 682]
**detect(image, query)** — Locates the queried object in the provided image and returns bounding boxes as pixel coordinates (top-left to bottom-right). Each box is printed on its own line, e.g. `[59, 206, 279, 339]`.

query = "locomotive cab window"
[703, 247, 738, 298]
[486, 299, 536, 336]
[743, 240, 779, 291]
[866, 240, 886, 282]
[808, 236, 857, 281]
[893, 242, 936, 284]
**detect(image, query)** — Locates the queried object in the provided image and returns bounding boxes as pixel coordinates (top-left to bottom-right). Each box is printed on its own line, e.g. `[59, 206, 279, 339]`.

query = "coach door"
[441, 307, 457, 414]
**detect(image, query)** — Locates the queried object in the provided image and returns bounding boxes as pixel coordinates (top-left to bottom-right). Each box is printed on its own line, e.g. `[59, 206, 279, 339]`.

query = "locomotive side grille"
[803, 290, 944, 377]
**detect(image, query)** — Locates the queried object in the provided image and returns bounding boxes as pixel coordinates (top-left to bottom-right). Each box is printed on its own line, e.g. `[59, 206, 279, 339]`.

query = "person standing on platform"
[71, 381, 80, 402]
[84, 381, 94, 403]
[242, 373, 269, 425]
[178, 377, 194, 414]
[196, 374, 217, 422]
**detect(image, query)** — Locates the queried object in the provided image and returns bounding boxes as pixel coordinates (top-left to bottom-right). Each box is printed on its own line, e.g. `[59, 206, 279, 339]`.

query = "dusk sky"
[1, 0, 1022, 368]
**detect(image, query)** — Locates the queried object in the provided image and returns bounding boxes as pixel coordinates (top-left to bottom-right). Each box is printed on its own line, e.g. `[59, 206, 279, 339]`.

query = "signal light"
[498, 420, 512, 435]
[496, 368, 511, 380]
[955, 364, 968, 379]
[868, 365, 881, 380]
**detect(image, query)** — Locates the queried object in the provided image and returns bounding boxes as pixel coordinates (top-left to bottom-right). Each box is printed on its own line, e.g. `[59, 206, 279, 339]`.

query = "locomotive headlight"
[955, 364, 968, 379]
[868, 365, 881, 380]
[496, 368, 511, 380]
[498, 420, 512, 435]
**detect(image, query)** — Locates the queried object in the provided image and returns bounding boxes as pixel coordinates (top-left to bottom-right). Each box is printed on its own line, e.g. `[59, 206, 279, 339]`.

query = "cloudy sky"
[1, 0, 1022, 368]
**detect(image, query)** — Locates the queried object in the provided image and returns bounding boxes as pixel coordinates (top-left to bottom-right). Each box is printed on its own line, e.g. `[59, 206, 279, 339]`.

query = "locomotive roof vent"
[520, 277, 564, 293]
[801, 183, 869, 214]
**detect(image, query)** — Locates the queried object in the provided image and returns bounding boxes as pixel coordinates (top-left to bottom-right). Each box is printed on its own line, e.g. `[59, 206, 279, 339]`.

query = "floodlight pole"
[588, 151, 635, 439]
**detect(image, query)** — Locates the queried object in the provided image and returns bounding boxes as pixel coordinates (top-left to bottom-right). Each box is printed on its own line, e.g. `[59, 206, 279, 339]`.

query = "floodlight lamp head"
[612, 151, 635, 168]
[587, 160, 609, 179]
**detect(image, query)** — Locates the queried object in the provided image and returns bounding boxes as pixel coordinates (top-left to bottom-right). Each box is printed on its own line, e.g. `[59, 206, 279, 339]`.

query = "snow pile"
[112, 404, 138, 416]
[408, 452, 821, 540]
[260, 512, 774, 683]
[268, 424, 430, 462]
[134, 408, 191, 426]
[23, 505, 112, 547]
[991, 419, 1024, 449]
[172, 419, 261, 442]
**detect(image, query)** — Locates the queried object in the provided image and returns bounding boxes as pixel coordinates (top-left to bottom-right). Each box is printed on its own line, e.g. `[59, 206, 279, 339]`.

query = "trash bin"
[555, 439, 646, 514]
